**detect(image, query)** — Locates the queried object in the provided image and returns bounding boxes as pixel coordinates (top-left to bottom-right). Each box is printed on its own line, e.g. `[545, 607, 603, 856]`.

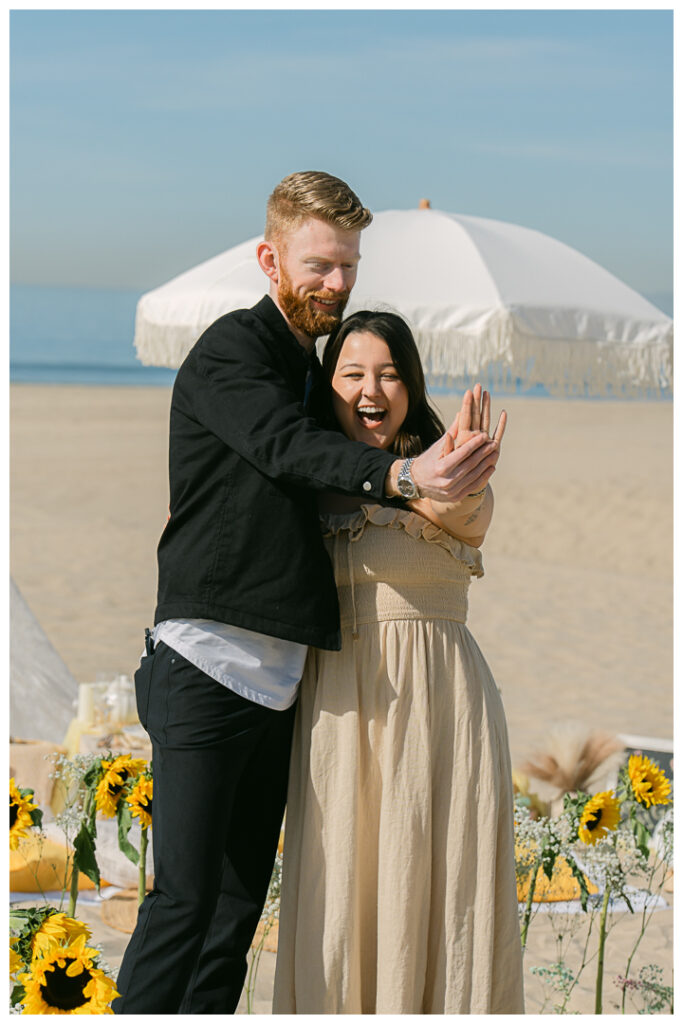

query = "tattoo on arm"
[464, 508, 481, 526]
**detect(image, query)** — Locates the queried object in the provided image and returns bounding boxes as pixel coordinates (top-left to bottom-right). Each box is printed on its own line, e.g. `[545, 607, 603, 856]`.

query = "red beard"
[278, 268, 350, 339]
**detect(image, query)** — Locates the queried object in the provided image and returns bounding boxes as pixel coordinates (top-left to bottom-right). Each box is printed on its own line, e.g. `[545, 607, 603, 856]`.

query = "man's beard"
[278, 268, 350, 339]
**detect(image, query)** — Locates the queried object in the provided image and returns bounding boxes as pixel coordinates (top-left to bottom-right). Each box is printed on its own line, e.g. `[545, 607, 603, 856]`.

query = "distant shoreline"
[10, 364, 177, 387]
[9, 374, 673, 401]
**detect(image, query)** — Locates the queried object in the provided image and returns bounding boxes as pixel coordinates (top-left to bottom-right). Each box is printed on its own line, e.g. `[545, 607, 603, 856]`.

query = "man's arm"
[179, 313, 497, 501]
[182, 316, 498, 504]
[181, 320, 396, 500]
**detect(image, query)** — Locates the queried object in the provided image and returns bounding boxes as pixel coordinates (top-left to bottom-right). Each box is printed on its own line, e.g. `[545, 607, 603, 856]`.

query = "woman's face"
[331, 330, 409, 450]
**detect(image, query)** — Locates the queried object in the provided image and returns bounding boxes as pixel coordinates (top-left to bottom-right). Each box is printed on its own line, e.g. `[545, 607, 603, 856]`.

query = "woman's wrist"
[384, 460, 402, 498]
[431, 485, 489, 518]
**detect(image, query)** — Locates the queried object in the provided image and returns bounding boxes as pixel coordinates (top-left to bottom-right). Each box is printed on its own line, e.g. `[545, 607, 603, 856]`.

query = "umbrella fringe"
[134, 315, 204, 370]
[415, 325, 673, 398]
[134, 308, 673, 398]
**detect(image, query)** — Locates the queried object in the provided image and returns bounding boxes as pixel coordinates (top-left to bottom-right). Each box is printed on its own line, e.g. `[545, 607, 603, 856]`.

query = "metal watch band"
[397, 458, 420, 499]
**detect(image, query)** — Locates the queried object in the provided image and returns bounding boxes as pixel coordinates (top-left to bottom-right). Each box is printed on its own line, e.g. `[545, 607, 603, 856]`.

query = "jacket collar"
[252, 294, 312, 366]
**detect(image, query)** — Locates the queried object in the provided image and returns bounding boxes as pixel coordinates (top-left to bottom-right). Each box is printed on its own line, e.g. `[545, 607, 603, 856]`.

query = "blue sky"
[10, 9, 673, 311]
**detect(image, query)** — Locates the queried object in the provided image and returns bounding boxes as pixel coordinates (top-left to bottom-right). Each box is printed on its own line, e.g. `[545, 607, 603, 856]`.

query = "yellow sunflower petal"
[628, 754, 672, 808]
[32, 912, 92, 958]
[95, 756, 148, 817]
[10, 944, 23, 977]
[17, 936, 119, 1014]
[578, 790, 621, 845]
[126, 775, 154, 829]
[10, 778, 39, 851]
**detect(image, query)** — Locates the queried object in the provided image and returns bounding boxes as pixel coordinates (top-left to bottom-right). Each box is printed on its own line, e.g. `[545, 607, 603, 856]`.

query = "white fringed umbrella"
[134, 208, 672, 396]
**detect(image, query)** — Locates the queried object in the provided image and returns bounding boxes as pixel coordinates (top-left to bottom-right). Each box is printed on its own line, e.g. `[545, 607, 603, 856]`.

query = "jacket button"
[362, 481, 372, 492]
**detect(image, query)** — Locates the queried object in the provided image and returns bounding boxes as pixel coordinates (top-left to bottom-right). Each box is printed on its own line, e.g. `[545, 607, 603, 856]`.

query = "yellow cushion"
[516, 844, 599, 903]
[10, 833, 110, 893]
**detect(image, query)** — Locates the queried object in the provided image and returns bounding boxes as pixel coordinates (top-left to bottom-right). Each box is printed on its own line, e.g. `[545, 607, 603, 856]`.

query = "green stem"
[520, 860, 541, 951]
[595, 882, 611, 1014]
[59, 842, 70, 911]
[68, 790, 94, 918]
[67, 849, 80, 918]
[620, 861, 662, 1013]
[559, 907, 596, 1014]
[245, 931, 265, 1014]
[138, 826, 149, 906]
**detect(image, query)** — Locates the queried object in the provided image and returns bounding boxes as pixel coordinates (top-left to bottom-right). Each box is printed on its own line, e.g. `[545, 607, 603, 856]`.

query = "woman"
[272, 311, 524, 1014]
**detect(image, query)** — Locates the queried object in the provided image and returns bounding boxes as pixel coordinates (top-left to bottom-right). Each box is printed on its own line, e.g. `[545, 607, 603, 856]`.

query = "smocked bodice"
[322, 504, 484, 635]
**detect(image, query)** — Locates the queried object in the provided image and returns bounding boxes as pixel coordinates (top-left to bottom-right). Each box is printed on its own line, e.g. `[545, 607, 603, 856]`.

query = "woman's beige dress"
[272, 504, 524, 1014]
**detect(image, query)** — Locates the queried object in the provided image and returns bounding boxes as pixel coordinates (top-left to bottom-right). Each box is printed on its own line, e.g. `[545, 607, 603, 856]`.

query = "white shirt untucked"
[153, 619, 307, 711]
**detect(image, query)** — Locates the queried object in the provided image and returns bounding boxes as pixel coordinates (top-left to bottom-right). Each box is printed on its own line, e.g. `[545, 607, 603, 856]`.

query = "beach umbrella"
[134, 207, 672, 396]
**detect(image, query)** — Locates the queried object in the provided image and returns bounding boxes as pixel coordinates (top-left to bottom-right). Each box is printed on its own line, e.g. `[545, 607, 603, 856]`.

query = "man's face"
[274, 218, 361, 339]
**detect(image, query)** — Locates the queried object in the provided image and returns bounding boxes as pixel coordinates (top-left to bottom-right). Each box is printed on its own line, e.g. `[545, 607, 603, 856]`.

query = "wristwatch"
[397, 458, 420, 500]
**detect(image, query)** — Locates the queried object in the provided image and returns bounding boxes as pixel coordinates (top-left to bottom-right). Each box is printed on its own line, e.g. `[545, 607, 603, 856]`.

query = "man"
[113, 171, 500, 1014]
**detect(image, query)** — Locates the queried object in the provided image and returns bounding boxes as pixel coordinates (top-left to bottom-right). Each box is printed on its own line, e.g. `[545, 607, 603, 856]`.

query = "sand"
[10, 384, 673, 764]
[9, 383, 674, 1012]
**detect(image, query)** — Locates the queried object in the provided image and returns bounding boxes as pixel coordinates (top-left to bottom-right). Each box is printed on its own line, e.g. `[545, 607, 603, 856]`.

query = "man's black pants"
[112, 641, 297, 1014]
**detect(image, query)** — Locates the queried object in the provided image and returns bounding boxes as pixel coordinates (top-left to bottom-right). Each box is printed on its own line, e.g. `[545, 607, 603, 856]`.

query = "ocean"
[10, 284, 177, 387]
[10, 283, 672, 397]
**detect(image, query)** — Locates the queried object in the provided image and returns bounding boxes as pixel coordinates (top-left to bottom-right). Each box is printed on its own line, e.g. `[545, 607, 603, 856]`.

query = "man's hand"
[431, 385, 506, 501]
[385, 384, 506, 503]
[448, 384, 507, 451]
[411, 430, 499, 503]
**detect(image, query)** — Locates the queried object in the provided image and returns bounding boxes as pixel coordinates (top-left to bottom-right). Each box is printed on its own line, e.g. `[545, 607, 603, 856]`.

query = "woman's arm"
[410, 386, 506, 547]
[424, 483, 494, 547]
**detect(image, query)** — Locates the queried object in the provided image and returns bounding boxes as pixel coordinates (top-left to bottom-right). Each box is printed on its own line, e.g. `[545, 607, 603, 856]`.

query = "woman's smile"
[331, 331, 409, 449]
[356, 404, 387, 428]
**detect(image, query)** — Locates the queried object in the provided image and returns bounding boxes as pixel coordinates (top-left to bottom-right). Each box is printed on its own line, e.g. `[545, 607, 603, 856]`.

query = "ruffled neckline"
[321, 503, 484, 577]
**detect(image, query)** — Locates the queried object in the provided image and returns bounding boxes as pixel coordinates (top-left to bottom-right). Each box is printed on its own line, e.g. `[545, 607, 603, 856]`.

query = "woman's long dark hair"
[310, 310, 445, 458]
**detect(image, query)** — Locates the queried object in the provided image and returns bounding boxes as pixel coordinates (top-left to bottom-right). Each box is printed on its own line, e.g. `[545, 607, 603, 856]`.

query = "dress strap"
[333, 533, 359, 639]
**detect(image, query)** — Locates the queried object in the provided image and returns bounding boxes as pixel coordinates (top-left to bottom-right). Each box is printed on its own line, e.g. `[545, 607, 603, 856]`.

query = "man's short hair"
[265, 171, 372, 242]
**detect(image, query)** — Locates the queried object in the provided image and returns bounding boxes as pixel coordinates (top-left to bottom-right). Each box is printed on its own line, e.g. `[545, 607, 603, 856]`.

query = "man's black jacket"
[155, 295, 398, 650]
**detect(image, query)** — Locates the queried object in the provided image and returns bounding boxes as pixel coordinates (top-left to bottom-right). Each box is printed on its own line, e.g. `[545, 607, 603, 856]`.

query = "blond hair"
[265, 171, 372, 242]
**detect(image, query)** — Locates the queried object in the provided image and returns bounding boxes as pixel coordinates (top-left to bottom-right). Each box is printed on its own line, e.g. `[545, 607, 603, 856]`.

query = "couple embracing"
[113, 171, 524, 1015]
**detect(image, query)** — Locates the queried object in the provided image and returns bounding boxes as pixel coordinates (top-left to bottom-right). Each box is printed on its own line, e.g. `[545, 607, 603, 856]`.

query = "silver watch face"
[397, 477, 416, 498]
[397, 466, 417, 499]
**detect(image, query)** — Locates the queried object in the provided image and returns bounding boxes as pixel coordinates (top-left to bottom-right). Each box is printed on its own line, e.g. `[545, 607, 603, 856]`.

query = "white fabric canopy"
[10, 577, 78, 743]
[134, 209, 672, 396]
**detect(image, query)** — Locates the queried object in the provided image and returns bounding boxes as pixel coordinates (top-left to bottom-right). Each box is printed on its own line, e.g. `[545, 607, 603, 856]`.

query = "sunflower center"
[40, 960, 90, 1010]
[10, 800, 18, 828]
[107, 769, 131, 798]
[586, 809, 603, 831]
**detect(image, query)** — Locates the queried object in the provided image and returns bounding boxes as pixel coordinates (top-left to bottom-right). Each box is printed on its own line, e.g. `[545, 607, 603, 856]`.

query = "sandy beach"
[10, 384, 673, 764]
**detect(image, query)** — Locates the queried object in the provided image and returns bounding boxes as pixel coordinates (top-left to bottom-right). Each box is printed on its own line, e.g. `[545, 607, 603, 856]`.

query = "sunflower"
[95, 756, 147, 817]
[126, 775, 153, 829]
[627, 754, 671, 808]
[10, 939, 23, 978]
[31, 913, 91, 960]
[10, 778, 39, 850]
[578, 790, 621, 845]
[18, 933, 119, 1014]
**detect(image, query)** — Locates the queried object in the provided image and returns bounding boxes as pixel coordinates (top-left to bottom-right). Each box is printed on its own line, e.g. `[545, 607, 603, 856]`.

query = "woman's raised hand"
[410, 384, 507, 504]
[444, 385, 506, 455]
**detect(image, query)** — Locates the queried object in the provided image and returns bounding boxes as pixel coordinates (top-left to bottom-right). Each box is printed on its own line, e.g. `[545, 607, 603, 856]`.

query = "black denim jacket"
[154, 295, 398, 650]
